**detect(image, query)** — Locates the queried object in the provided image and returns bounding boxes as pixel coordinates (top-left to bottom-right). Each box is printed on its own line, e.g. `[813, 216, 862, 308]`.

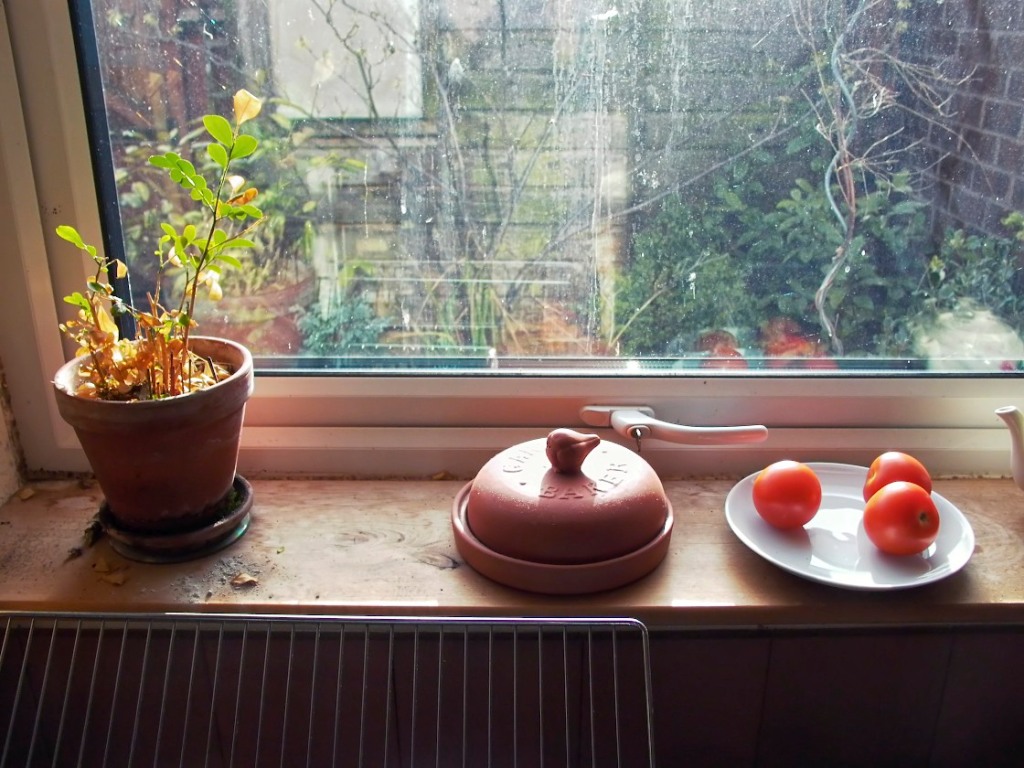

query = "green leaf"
[207, 142, 229, 169]
[173, 238, 188, 261]
[231, 134, 258, 159]
[216, 253, 244, 270]
[220, 238, 256, 251]
[86, 279, 107, 294]
[203, 114, 234, 146]
[63, 292, 91, 311]
[891, 200, 925, 216]
[55, 225, 86, 249]
[720, 190, 743, 210]
[149, 153, 177, 169]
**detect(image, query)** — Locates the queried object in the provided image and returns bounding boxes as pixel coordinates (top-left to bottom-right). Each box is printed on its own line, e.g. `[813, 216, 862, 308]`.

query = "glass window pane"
[75, 0, 1024, 373]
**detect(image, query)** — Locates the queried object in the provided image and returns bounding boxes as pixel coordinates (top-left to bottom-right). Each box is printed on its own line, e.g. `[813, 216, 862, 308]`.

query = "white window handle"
[580, 405, 768, 446]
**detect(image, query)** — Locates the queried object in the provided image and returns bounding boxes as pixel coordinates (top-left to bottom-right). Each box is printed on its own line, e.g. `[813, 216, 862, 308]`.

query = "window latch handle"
[579, 406, 768, 446]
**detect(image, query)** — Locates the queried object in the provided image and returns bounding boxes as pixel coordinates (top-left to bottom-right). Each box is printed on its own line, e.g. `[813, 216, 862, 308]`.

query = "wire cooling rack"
[1, 612, 655, 767]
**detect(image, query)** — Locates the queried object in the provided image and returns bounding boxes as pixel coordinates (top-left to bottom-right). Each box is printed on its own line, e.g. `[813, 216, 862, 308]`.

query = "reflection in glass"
[78, 0, 1024, 371]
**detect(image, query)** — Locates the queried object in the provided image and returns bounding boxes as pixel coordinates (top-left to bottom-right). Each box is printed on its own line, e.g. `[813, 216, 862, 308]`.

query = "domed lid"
[464, 429, 670, 565]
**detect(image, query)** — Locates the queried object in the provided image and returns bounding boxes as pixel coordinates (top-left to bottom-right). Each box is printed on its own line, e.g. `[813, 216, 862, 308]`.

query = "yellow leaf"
[233, 89, 262, 126]
[227, 187, 258, 206]
[231, 572, 259, 588]
[208, 278, 223, 302]
[95, 305, 120, 340]
[114, 259, 128, 279]
[101, 571, 127, 586]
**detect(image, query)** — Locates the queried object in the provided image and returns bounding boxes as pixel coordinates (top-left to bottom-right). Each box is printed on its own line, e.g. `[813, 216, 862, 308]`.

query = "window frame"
[0, 1, 1019, 481]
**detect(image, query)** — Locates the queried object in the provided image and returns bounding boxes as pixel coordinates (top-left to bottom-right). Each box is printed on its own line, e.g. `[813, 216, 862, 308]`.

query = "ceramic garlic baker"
[451, 428, 673, 594]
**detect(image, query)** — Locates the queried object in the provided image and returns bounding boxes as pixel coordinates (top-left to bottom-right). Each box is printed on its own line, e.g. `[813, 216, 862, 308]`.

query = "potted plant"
[115, 105, 319, 358]
[52, 90, 265, 556]
[186, 113, 322, 353]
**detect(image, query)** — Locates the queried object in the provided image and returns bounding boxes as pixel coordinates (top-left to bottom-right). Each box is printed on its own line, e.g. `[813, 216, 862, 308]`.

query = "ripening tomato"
[699, 346, 750, 370]
[752, 460, 822, 529]
[863, 481, 940, 556]
[863, 451, 932, 502]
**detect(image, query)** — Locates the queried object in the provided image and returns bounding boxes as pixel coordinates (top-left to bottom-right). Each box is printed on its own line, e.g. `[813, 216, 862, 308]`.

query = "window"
[1, 0, 1021, 479]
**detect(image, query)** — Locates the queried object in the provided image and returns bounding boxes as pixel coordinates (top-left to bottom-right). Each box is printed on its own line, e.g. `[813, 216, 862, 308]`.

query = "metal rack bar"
[1, 612, 655, 767]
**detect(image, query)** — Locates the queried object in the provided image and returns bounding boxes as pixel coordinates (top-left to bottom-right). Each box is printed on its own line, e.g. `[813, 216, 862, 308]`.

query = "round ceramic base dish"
[99, 475, 253, 564]
[725, 463, 975, 590]
[452, 482, 673, 594]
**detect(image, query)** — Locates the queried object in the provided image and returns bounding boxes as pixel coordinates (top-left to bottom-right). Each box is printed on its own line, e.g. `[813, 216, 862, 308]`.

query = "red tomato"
[752, 460, 822, 529]
[863, 451, 932, 502]
[700, 349, 749, 370]
[800, 356, 839, 370]
[863, 481, 940, 555]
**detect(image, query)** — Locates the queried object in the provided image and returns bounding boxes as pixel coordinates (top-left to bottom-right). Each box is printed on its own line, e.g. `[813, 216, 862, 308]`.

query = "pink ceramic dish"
[452, 484, 673, 594]
[451, 429, 674, 594]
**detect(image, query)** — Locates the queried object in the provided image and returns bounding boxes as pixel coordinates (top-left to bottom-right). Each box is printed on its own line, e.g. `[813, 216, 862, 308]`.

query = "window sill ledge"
[2, 477, 1023, 629]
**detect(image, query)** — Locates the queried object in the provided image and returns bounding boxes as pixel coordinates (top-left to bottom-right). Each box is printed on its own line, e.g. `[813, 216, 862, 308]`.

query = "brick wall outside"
[311, 0, 798, 354]
[906, 0, 1024, 237]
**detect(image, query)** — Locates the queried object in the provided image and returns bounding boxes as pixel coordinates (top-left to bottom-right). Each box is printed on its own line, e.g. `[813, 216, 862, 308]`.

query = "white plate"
[725, 463, 975, 590]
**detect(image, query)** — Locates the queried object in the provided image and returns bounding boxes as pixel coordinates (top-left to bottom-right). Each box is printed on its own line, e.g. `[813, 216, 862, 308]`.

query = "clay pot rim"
[451, 482, 674, 594]
[53, 336, 252, 402]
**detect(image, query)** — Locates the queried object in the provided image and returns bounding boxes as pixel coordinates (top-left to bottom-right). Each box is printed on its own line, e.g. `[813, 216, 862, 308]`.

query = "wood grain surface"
[1, 477, 1023, 627]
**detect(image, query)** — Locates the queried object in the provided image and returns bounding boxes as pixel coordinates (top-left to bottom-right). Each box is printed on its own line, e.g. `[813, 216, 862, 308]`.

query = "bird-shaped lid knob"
[545, 428, 601, 474]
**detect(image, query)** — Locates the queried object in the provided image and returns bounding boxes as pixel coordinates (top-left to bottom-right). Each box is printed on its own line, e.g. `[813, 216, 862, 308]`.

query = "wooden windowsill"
[1, 477, 1023, 628]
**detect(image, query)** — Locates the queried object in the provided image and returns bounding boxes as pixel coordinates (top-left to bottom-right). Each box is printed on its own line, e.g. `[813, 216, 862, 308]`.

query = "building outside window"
[1, 0, 1023, 478]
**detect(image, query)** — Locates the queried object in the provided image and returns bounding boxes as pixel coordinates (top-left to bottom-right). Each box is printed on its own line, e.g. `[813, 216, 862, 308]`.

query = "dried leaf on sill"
[231, 572, 259, 589]
[82, 515, 104, 548]
[93, 555, 128, 586]
[99, 571, 128, 586]
[68, 515, 105, 561]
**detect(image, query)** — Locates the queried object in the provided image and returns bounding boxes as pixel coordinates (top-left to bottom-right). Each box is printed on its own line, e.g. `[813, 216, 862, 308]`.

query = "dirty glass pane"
[74, 0, 1024, 372]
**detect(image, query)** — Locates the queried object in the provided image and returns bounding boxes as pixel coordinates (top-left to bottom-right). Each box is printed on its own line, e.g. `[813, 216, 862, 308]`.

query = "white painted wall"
[0, 369, 22, 503]
[267, 0, 422, 119]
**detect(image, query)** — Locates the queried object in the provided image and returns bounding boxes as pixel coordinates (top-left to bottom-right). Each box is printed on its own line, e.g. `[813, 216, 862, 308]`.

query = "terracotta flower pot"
[52, 337, 253, 534]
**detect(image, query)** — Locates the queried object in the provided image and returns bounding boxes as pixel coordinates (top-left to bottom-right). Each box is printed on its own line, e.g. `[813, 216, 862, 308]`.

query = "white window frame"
[0, 1, 1019, 481]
